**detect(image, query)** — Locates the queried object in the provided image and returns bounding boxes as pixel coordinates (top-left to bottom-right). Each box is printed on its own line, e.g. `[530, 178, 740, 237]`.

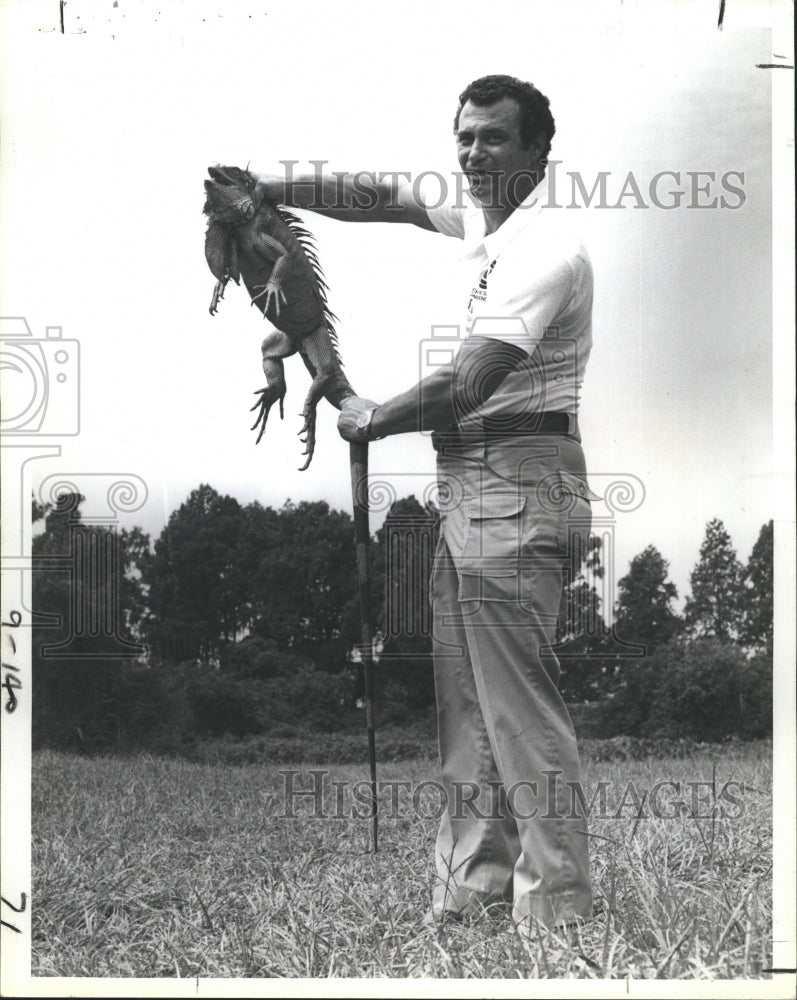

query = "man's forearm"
[254, 168, 434, 227]
[278, 172, 383, 221]
[370, 367, 457, 436]
[370, 336, 527, 437]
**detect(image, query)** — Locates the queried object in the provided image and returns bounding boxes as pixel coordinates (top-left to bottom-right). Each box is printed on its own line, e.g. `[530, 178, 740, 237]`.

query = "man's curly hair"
[454, 74, 556, 160]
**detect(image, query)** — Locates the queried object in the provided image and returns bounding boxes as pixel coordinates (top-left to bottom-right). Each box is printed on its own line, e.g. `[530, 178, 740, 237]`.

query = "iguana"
[203, 164, 355, 469]
[204, 166, 379, 848]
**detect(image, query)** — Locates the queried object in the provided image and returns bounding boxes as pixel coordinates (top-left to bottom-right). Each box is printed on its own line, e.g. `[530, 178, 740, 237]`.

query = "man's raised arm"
[252, 169, 437, 230]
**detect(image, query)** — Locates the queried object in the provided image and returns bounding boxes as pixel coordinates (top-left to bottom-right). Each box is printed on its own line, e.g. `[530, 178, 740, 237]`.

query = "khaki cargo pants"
[430, 433, 596, 927]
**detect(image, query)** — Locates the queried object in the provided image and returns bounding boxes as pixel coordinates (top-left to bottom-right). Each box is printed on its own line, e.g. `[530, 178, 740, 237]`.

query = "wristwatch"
[355, 407, 384, 441]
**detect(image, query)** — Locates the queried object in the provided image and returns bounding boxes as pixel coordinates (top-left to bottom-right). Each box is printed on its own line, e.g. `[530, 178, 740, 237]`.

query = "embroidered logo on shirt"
[467, 258, 498, 313]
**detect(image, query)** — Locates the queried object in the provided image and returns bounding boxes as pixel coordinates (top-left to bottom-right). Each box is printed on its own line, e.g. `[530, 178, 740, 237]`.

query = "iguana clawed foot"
[251, 385, 286, 444]
[209, 280, 226, 316]
[251, 281, 288, 317]
[250, 351, 288, 444]
[297, 407, 317, 472]
[295, 371, 336, 471]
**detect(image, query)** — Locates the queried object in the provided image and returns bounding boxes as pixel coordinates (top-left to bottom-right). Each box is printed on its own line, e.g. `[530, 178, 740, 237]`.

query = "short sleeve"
[424, 200, 466, 239]
[468, 233, 593, 357]
[468, 256, 575, 353]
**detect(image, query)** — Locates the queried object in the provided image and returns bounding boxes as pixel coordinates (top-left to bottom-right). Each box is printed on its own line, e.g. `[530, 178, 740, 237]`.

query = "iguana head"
[208, 164, 256, 190]
[203, 165, 257, 224]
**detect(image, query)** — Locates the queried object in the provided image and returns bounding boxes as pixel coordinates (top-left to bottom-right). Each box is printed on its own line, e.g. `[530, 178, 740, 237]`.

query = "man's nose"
[466, 139, 487, 166]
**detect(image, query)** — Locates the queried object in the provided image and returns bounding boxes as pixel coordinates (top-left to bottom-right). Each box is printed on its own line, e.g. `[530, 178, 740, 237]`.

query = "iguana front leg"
[250, 327, 298, 444]
[247, 232, 290, 318]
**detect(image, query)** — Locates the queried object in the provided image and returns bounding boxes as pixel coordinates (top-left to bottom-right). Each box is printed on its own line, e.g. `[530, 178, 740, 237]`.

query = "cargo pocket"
[429, 527, 451, 608]
[551, 471, 599, 556]
[458, 493, 526, 603]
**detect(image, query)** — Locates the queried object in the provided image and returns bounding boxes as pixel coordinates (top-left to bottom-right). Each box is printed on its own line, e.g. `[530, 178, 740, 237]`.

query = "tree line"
[31, 487, 772, 753]
[554, 518, 772, 740]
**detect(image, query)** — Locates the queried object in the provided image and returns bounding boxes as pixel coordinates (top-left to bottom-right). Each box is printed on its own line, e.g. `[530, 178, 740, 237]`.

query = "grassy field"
[31, 742, 772, 980]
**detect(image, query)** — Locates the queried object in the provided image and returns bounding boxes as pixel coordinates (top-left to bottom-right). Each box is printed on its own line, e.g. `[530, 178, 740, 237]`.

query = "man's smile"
[466, 170, 496, 187]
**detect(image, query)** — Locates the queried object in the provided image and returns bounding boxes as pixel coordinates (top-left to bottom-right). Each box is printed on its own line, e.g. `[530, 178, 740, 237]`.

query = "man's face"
[455, 97, 543, 210]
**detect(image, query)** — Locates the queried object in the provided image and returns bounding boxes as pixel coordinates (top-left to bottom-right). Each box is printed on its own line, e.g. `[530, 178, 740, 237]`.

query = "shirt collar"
[473, 174, 548, 258]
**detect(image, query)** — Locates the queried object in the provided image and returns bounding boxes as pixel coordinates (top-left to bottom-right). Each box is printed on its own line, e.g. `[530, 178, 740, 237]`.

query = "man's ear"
[526, 130, 546, 163]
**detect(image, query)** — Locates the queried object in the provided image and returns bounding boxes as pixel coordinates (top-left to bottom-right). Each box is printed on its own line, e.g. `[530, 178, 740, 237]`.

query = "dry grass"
[31, 743, 772, 979]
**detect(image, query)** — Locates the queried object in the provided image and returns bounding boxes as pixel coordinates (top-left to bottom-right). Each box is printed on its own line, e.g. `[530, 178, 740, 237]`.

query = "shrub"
[260, 668, 357, 732]
[645, 639, 741, 739]
[600, 638, 771, 741]
[187, 670, 268, 737]
[375, 658, 436, 725]
[219, 636, 315, 680]
[737, 650, 773, 738]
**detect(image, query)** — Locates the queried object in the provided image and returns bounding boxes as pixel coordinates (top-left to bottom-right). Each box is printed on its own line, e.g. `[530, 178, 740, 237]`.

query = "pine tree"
[614, 545, 681, 653]
[145, 484, 250, 662]
[738, 520, 773, 653]
[684, 518, 744, 641]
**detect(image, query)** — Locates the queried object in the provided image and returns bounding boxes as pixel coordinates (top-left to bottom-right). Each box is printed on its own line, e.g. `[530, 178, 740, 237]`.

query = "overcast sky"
[1, 0, 790, 609]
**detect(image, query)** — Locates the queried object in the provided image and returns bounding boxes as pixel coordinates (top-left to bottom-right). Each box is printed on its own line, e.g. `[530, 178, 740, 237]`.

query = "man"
[255, 74, 596, 929]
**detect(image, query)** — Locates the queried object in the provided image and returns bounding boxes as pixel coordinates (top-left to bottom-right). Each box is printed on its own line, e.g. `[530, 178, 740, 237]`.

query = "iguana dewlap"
[203, 165, 355, 470]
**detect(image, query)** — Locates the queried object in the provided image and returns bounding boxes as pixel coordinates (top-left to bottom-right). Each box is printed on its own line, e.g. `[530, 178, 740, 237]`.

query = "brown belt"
[432, 412, 574, 451]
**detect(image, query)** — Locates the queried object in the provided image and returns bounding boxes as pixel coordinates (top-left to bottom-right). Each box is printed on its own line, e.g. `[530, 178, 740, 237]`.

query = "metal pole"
[349, 441, 378, 853]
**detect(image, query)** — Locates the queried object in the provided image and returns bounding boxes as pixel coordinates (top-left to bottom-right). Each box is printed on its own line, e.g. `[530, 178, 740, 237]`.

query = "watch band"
[358, 406, 384, 441]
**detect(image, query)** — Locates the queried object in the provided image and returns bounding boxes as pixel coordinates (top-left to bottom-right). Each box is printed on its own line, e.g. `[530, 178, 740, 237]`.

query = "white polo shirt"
[425, 176, 593, 423]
